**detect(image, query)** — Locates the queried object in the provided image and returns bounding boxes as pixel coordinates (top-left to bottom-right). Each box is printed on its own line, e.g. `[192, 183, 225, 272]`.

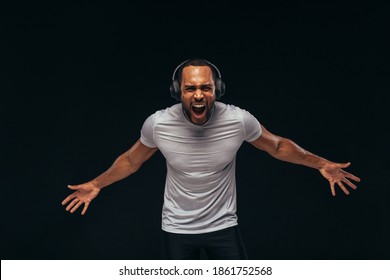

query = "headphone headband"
[171, 59, 222, 81]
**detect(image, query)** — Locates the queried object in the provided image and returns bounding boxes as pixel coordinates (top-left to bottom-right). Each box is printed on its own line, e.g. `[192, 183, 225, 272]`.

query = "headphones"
[170, 59, 226, 101]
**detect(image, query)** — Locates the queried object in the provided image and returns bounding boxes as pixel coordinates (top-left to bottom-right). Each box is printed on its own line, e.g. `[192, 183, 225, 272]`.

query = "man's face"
[180, 65, 216, 126]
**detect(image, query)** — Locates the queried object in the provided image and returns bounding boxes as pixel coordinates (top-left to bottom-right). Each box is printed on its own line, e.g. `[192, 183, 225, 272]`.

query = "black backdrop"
[1, 1, 389, 260]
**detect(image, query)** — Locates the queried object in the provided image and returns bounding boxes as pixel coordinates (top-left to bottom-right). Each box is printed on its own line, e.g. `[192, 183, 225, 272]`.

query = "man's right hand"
[61, 182, 100, 215]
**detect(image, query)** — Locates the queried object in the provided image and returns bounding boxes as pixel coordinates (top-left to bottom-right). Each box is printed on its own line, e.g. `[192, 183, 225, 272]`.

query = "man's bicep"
[127, 139, 158, 166]
[250, 125, 281, 155]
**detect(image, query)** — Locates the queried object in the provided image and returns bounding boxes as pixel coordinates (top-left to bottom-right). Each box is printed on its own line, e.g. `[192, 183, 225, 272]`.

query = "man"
[62, 58, 361, 259]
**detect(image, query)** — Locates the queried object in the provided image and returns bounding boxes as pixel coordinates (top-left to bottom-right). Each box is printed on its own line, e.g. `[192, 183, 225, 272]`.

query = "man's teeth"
[193, 104, 205, 108]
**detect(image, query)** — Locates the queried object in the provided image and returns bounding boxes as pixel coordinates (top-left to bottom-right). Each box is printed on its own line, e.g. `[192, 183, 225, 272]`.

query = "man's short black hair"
[177, 58, 218, 85]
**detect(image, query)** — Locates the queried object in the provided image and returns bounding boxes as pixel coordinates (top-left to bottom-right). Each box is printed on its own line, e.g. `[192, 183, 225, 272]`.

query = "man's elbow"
[271, 138, 291, 159]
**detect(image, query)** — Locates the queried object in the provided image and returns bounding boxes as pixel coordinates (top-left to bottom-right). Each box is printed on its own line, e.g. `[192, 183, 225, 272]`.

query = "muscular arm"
[250, 125, 328, 169]
[62, 139, 158, 214]
[250, 125, 360, 196]
[91, 139, 158, 189]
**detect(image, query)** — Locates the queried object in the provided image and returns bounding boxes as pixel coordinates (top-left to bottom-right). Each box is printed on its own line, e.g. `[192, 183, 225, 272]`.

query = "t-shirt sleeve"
[240, 108, 262, 142]
[140, 113, 157, 148]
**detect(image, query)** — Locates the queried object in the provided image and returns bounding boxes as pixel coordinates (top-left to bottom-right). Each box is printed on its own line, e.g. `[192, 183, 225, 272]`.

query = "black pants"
[163, 226, 248, 260]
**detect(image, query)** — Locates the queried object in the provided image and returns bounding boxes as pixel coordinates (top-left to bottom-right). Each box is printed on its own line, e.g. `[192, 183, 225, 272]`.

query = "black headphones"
[170, 59, 226, 101]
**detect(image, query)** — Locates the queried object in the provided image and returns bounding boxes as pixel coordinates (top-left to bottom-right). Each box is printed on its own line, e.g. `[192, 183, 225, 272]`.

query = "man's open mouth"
[191, 104, 206, 117]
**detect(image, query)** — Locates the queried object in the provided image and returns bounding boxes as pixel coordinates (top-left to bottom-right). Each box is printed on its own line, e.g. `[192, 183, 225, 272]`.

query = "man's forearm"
[274, 138, 330, 170]
[89, 152, 139, 190]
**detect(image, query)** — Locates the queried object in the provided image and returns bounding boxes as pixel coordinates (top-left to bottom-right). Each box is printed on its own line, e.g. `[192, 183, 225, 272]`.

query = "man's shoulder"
[215, 102, 259, 125]
[215, 102, 247, 117]
[147, 103, 182, 123]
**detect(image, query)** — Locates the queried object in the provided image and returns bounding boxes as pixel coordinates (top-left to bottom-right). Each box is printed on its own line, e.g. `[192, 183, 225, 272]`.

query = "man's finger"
[66, 198, 79, 211]
[81, 202, 90, 215]
[343, 178, 357, 190]
[70, 200, 84, 214]
[330, 182, 336, 196]
[337, 181, 350, 195]
[62, 194, 75, 205]
[344, 172, 361, 182]
[339, 162, 351, 168]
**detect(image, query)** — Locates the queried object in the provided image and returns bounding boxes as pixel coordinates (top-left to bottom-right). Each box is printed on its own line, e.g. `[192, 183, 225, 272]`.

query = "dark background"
[1, 1, 389, 260]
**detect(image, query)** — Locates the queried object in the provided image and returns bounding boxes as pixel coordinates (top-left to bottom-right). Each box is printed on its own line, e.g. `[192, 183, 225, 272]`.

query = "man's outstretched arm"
[62, 139, 158, 215]
[250, 125, 361, 196]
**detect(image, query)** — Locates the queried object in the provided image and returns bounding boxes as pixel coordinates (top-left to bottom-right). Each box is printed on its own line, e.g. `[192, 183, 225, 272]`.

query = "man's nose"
[194, 89, 204, 100]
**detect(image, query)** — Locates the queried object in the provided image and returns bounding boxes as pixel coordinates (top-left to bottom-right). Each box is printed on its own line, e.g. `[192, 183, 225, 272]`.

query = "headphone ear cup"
[170, 80, 181, 101]
[219, 80, 226, 98]
[215, 78, 225, 99]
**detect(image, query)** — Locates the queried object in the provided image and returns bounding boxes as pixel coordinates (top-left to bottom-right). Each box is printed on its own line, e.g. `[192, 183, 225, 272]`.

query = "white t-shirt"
[140, 102, 262, 234]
